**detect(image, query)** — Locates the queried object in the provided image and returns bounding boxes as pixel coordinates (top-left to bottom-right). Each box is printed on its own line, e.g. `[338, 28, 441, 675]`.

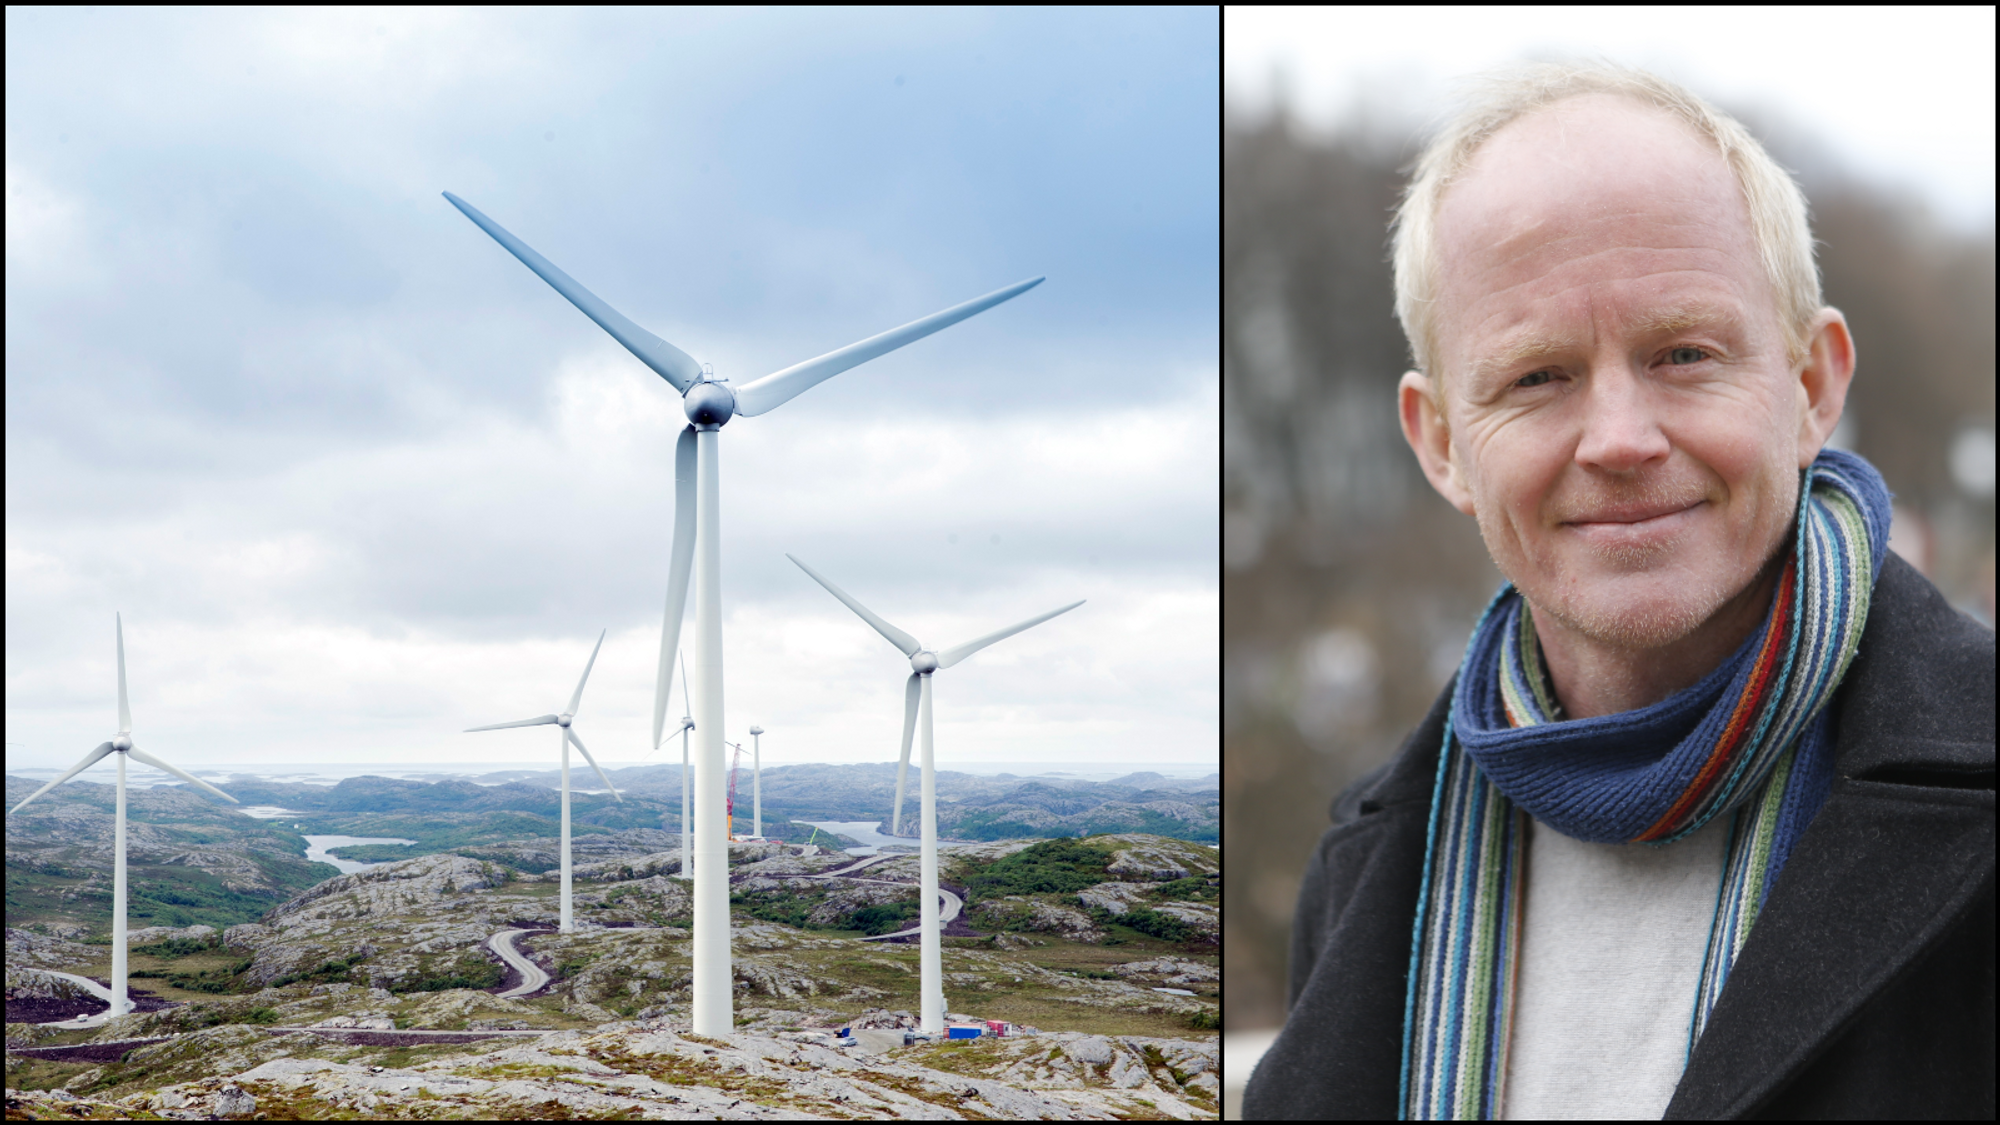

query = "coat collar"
[1665, 552, 1995, 1118]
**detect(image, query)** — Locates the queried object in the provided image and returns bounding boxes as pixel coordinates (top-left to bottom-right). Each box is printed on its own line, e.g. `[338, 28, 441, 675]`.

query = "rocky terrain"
[7, 831, 1217, 1117]
[6, 1019, 1217, 1119]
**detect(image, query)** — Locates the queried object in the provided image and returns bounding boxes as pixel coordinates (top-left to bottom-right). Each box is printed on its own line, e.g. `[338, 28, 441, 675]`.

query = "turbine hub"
[749, 726, 763, 736]
[684, 381, 736, 428]
[911, 651, 939, 674]
[111, 735, 132, 752]
[557, 714, 572, 727]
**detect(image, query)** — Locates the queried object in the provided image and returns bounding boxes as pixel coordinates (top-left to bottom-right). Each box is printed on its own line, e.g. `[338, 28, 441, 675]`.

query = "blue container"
[947, 1026, 983, 1039]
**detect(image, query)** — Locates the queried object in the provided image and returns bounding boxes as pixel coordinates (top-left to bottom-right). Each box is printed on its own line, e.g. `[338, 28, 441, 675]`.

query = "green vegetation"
[1187, 1008, 1220, 1030]
[130, 934, 224, 959]
[270, 952, 369, 989]
[1148, 876, 1219, 903]
[958, 838, 1115, 905]
[4, 856, 328, 935]
[396, 952, 504, 994]
[129, 954, 255, 994]
[554, 952, 600, 981]
[948, 807, 1218, 843]
[730, 885, 830, 929]
[729, 884, 919, 934]
[851, 900, 921, 936]
[1095, 905, 1199, 944]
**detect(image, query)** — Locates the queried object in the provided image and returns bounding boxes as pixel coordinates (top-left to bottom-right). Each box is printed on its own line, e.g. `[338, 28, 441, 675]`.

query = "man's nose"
[1573, 365, 1671, 473]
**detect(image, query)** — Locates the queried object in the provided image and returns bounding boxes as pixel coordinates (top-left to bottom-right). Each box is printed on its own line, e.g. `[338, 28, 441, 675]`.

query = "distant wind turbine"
[787, 554, 1082, 1034]
[444, 191, 1041, 1036]
[464, 630, 622, 933]
[6, 615, 238, 1019]
[748, 725, 765, 840]
[669, 657, 695, 882]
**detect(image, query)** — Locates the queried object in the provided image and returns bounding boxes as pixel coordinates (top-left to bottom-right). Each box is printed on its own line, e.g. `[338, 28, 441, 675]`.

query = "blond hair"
[1390, 61, 1822, 383]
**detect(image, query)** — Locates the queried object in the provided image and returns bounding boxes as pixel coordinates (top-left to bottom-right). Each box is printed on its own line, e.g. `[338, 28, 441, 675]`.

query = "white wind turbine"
[6, 615, 238, 1019]
[444, 192, 1041, 1036]
[667, 657, 695, 882]
[464, 629, 622, 934]
[748, 725, 765, 841]
[787, 554, 1082, 1033]
[637, 658, 695, 880]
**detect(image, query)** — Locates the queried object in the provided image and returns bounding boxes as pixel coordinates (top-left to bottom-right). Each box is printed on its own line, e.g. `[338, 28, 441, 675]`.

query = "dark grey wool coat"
[1243, 553, 1995, 1119]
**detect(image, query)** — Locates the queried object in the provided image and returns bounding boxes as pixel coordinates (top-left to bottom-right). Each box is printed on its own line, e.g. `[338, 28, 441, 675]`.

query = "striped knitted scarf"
[1399, 448, 1892, 1120]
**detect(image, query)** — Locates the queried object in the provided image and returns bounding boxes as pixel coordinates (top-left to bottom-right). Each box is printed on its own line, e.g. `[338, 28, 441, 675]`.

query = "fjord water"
[302, 834, 416, 874]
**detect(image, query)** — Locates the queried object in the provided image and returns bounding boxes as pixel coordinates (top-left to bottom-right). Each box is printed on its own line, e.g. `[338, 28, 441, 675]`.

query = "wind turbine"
[6, 615, 238, 1019]
[670, 657, 695, 882]
[464, 629, 622, 934]
[748, 725, 765, 841]
[786, 554, 1083, 1033]
[638, 658, 694, 880]
[444, 191, 1041, 1036]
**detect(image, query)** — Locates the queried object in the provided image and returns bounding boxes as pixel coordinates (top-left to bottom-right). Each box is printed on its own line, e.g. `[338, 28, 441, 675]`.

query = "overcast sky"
[1226, 6, 1996, 235]
[5, 8, 1219, 776]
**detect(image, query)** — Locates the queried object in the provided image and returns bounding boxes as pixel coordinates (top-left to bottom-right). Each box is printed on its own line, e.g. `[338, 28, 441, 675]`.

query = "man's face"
[1420, 95, 1822, 650]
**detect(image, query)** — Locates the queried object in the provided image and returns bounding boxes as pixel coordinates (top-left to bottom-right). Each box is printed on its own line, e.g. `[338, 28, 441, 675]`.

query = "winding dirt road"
[30, 970, 122, 1029]
[486, 929, 551, 999]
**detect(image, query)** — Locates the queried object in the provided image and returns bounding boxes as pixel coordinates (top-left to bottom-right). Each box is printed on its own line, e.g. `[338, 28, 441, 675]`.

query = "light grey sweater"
[1503, 814, 1732, 1120]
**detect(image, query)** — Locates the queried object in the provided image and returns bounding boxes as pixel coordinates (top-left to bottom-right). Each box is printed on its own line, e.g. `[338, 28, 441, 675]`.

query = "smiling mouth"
[1563, 500, 1704, 527]
[1562, 501, 1705, 557]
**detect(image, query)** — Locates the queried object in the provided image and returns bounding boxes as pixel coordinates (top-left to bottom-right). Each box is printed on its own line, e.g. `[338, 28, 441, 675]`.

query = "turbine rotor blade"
[466, 715, 560, 733]
[786, 554, 920, 656]
[126, 746, 238, 804]
[732, 276, 1044, 417]
[442, 192, 702, 393]
[937, 600, 1086, 669]
[565, 730, 622, 802]
[653, 428, 698, 748]
[8, 743, 115, 816]
[892, 672, 919, 836]
[569, 629, 606, 717]
[116, 614, 131, 735]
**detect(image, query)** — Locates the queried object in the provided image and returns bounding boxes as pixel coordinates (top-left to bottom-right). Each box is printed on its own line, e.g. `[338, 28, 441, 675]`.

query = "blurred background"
[1222, 7, 1995, 1114]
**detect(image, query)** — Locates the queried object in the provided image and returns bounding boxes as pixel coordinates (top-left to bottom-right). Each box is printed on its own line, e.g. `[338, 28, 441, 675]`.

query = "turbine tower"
[7, 615, 238, 1019]
[748, 725, 765, 840]
[787, 554, 1082, 1033]
[444, 192, 1041, 1036]
[464, 630, 623, 933]
[670, 659, 694, 882]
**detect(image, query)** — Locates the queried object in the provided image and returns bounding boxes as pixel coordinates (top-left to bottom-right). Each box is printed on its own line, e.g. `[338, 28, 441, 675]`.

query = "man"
[1243, 63, 1993, 1120]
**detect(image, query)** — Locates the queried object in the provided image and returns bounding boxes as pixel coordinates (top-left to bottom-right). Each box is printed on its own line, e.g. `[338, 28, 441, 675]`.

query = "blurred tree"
[1223, 95, 1994, 1033]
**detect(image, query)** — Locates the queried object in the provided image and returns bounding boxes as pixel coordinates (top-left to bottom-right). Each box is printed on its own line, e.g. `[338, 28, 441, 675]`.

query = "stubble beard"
[1474, 485, 1796, 657]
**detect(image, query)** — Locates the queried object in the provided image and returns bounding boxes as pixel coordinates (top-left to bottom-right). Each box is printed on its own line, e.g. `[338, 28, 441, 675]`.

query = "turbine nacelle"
[557, 713, 573, 728]
[111, 735, 132, 752]
[910, 651, 939, 675]
[684, 381, 736, 428]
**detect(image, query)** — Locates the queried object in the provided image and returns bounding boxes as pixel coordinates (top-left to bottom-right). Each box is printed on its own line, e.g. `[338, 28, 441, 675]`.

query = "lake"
[237, 806, 302, 821]
[798, 820, 917, 857]
[302, 834, 417, 874]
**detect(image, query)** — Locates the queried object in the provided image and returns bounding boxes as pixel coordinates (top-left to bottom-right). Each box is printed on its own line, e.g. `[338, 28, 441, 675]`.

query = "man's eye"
[1515, 371, 1552, 388]
[1667, 346, 1710, 365]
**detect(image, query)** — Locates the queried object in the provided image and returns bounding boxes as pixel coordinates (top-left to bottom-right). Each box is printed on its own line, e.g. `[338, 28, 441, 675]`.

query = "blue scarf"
[1400, 448, 1892, 1120]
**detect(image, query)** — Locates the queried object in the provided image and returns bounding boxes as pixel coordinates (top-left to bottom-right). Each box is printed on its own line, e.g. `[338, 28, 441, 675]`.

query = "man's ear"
[1795, 307, 1856, 468]
[1399, 371, 1476, 516]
